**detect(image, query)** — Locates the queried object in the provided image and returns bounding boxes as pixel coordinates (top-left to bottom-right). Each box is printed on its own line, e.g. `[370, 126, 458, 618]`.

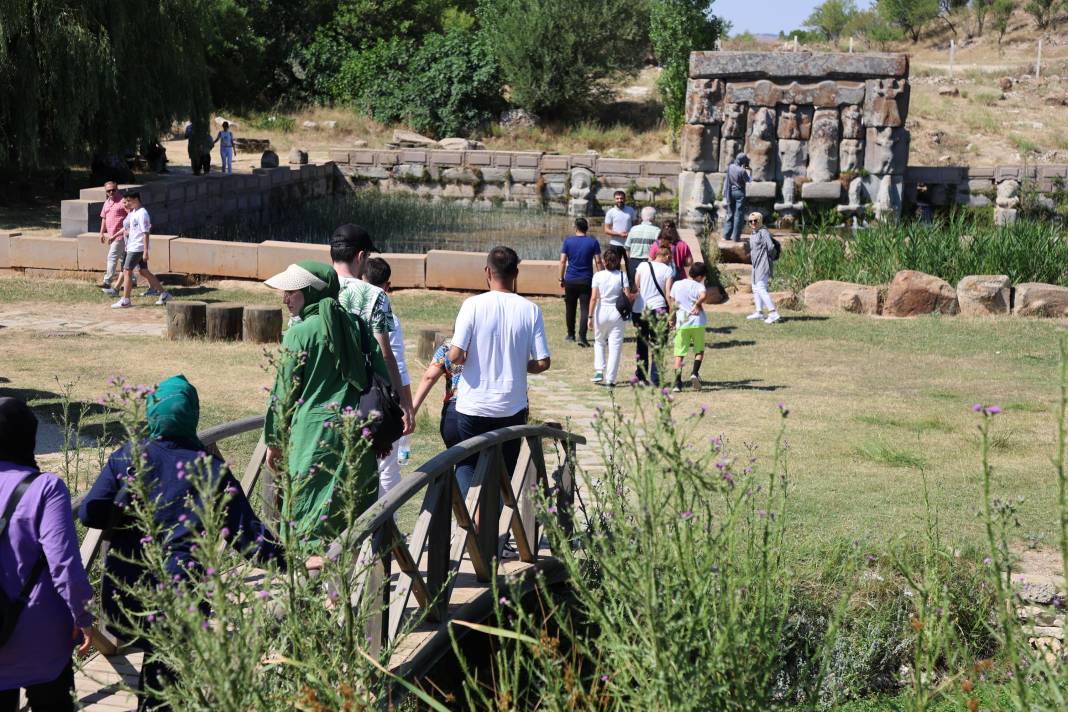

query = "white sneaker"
[764, 312, 781, 324]
[590, 371, 603, 383]
[155, 291, 172, 305]
[746, 312, 764, 320]
[111, 298, 131, 309]
[690, 374, 701, 391]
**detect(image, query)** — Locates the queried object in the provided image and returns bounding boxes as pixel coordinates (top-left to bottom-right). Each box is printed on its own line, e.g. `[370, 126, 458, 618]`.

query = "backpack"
[0, 471, 44, 646]
[614, 271, 632, 321]
[769, 234, 782, 261]
[355, 317, 405, 455]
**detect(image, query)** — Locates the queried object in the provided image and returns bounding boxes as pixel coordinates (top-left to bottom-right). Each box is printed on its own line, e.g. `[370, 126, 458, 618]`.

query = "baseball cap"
[330, 223, 378, 253]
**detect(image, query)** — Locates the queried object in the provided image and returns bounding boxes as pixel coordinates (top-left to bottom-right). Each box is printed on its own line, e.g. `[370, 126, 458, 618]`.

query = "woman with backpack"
[0, 397, 93, 712]
[587, 245, 634, 387]
[745, 212, 781, 324]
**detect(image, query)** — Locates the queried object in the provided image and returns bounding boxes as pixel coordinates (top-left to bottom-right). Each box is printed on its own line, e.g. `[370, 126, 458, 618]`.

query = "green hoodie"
[148, 374, 202, 446]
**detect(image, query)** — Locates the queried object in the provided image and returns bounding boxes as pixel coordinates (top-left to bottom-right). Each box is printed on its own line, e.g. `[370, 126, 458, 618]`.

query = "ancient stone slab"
[994, 208, 1018, 226]
[745, 107, 778, 181]
[597, 159, 642, 175]
[874, 175, 903, 220]
[864, 127, 909, 175]
[841, 104, 862, 139]
[778, 104, 802, 140]
[727, 79, 865, 107]
[839, 139, 864, 173]
[801, 181, 841, 200]
[863, 78, 910, 127]
[807, 109, 840, 182]
[680, 123, 721, 172]
[777, 139, 808, 176]
[804, 280, 880, 315]
[353, 165, 390, 180]
[644, 160, 681, 176]
[722, 103, 747, 138]
[479, 167, 509, 183]
[540, 155, 570, 171]
[171, 238, 259, 279]
[1014, 283, 1068, 318]
[441, 167, 481, 185]
[429, 151, 464, 166]
[884, 270, 959, 317]
[685, 78, 724, 124]
[9, 235, 79, 270]
[509, 168, 537, 183]
[747, 181, 777, 199]
[956, 275, 1011, 316]
[996, 179, 1019, 208]
[689, 51, 909, 80]
[719, 138, 744, 172]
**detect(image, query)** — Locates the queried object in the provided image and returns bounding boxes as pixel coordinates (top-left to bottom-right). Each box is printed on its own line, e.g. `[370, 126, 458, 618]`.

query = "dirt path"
[0, 301, 165, 337]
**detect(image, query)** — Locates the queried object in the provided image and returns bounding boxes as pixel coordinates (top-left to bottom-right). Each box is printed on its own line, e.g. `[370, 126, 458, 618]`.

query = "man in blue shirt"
[558, 217, 604, 346]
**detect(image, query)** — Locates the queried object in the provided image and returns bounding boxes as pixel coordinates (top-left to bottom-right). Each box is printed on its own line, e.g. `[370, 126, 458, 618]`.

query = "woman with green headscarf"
[263, 261, 390, 548]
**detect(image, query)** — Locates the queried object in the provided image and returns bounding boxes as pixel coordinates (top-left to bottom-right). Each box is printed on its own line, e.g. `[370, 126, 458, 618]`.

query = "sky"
[714, 0, 875, 36]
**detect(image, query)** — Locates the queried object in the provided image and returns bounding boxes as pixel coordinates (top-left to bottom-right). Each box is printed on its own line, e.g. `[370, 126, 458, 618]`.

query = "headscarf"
[295, 261, 368, 391]
[735, 153, 750, 167]
[148, 374, 203, 447]
[0, 397, 39, 468]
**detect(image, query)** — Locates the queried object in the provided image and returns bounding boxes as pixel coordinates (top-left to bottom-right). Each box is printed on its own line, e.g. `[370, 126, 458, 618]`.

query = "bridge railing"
[73, 416, 584, 658]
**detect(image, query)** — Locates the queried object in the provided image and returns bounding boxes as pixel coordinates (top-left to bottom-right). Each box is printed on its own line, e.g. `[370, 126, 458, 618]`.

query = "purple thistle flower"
[986, 405, 1002, 415]
[258, 590, 270, 600]
[140, 535, 153, 544]
[972, 403, 984, 413]
[319, 514, 329, 522]
[499, 596, 509, 605]
[178, 514, 188, 523]
[601, 675, 609, 683]
[547, 505, 557, 515]
[202, 621, 211, 630]
[205, 567, 215, 576]
[220, 528, 230, 538]
[679, 510, 694, 520]
[147, 614, 156, 623]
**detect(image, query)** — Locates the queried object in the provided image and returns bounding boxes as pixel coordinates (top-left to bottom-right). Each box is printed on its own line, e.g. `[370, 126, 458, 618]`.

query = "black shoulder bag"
[0, 471, 44, 646]
[647, 260, 668, 305]
[355, 316, 405, 455]
[614, 271, 632, 321]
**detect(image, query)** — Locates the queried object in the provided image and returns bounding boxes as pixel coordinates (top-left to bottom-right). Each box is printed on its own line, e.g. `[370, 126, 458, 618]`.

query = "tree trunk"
[417, 328, 452, 362]
[243, 305, 283, 344]
[166, 301, 207, 340]
[207, 303, 244, 341]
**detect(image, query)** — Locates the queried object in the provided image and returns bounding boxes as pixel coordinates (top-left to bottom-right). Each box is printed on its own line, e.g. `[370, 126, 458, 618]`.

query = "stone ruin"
[678, 51, 911, 228]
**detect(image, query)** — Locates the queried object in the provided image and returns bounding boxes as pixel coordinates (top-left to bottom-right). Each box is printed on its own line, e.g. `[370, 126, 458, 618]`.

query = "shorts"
[123, 251, 147, 270]
[673, 325, 706, 357]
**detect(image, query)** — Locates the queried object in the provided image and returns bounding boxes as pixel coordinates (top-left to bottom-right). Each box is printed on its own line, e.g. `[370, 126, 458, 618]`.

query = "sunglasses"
[105, 189, 116, 194]
[748, 219, 759, 224]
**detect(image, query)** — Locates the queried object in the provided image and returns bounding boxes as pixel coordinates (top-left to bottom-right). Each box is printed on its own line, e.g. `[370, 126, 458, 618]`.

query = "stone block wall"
[680, 51, 911, 227]
[331, 149, 679, 216]
[907, 164, 1068, 226]
[59, 164, 341, 237]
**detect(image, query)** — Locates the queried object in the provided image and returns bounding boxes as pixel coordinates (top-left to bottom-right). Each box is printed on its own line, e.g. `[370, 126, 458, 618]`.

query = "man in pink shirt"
[98, 181, 129, 295]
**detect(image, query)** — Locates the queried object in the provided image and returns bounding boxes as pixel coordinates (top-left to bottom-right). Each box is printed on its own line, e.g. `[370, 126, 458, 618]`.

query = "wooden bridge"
[66, 416, 584, 710]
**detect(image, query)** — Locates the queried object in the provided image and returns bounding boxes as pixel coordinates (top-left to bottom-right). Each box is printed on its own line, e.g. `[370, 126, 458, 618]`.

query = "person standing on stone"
[745, 212, 780, 324]
[722, 154, 751, 242]
[110, 192, 171, 309]
[603, 190, 636, 248]
[632, 245, 674, 387]
[587, 246, 633, 387]
[448, 247, 550, 496]
[99, 181, 128, 296]
[624, 206, 660, 284]
[558, 217, 603, 347]
[213, 121, 236, 174]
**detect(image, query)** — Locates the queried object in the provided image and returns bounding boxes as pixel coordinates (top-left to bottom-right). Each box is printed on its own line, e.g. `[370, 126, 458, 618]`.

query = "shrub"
[649, 1, 723, 139]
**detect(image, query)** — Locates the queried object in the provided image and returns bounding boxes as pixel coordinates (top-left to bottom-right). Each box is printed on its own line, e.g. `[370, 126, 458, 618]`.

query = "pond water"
[199, 192, 581, 260]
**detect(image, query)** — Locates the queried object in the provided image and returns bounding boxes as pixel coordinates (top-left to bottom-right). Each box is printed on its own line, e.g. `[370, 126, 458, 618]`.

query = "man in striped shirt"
[623, 206, 660, 283]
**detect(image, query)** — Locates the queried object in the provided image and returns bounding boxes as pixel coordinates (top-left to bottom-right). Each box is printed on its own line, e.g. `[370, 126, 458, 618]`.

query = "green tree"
[478, 0, 649, 117]
[1024, 0, 1062, 28]
[972, 0, 994, 35]
[0, 1, 215, 169]
[877, 0, 940, 42]
[804, 0, 858, 41]
[991, 0, 1015, 41]
[649, 0, 722, 142]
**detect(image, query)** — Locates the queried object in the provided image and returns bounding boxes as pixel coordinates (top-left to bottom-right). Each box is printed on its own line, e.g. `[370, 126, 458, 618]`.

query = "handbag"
[647, 260, 668, 305]
[614, 271, 632, 321]
[355, 316, 405, 455]
[0, 471, 44, 646]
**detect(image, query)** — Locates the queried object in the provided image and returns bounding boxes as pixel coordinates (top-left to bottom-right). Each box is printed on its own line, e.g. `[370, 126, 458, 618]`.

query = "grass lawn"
[2, 274, 1066, 550]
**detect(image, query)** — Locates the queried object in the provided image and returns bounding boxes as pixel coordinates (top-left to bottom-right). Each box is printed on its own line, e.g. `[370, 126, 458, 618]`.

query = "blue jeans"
[722, 186, 746, 241]
[454, 409, 528, 497]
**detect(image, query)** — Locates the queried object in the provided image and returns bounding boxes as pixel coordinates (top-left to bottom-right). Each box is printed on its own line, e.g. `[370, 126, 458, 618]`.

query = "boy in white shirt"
[668, 262, 708, 392]
[111, 192, 170, 309]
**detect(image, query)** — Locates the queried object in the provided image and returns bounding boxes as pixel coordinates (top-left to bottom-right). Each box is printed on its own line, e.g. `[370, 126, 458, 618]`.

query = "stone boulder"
[288, 148, 309, 165]
[717, 238, 750, 263]
[499, 109, 540, 128]
[1014, 283, 1068, 317]
[956, 275, 1011, 316]
[260, 150, 280, 168]
[390, 129, 438, 148]
[439, 137, 486, 151]
[884, 270, 959, 317]
[803, 280, 880, 315]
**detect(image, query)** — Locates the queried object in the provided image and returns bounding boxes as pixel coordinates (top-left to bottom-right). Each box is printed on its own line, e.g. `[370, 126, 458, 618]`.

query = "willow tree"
[0, 0, 215, 170]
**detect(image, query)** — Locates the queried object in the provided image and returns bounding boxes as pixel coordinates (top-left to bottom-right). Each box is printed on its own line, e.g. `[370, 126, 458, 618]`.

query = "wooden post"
[1036, 39, 1043, 80]
[206, 303, 244, 341]
[425, 474, 452, 621]
[166, 300, 207, 340]
[417, 328, 452, 362]
[948, 39, 955, 77]
[243, 305, 282, 343]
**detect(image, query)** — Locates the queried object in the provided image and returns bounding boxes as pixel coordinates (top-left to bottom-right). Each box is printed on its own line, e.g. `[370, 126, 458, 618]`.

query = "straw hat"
[264, 263, 328, 291]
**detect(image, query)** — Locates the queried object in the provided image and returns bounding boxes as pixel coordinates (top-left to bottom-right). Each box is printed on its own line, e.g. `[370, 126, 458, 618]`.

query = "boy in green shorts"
[669, 262, 708, 392]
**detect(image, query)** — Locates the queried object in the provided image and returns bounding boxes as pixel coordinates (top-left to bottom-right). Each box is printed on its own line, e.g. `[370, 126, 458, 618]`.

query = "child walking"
[587, 246, 633, 387]
[111, 192, 170, 309]
[669, 262, 708, 392]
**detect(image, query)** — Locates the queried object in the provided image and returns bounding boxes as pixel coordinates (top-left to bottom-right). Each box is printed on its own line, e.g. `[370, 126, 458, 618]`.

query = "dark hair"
[603, 245, 624, 271]
[364, 257, 392, 288]
[125, 191, 141, 201]
[613, 190, 626, 199]
[689, 261, 708, 280]
[223, 121, 230, 129]
[487, 246, 520, 279]
[574, 217, 589, 233]
[661, 221, 681, 244]
[330, 238, 358, 264]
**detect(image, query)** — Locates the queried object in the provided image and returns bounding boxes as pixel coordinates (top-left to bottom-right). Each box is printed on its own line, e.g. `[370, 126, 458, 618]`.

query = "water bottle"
[398, 435, 412, 464]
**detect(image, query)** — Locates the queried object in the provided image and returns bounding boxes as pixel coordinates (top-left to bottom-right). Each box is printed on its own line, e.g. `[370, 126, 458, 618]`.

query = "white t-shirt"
[385, 304, 410, 387]
[604, 206, 636, 237]
[671, 278, 708, 329]
[123, 207, 151, 253]
[634, 259, 673, 313]
[591, 269, 630, 319]
[453, 290, 550, 418]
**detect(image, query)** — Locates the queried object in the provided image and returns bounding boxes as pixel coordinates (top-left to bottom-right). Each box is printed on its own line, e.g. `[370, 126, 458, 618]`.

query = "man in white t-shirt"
[603, 191, 636, 248]
[448, 246, 551, 497]
[668, 262, 708, 392]
[111, 192, 170, 309]
[632, 245, 674, 386]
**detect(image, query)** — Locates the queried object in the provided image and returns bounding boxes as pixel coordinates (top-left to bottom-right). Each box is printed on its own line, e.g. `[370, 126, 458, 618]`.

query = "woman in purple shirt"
[0, 397, 93, 712]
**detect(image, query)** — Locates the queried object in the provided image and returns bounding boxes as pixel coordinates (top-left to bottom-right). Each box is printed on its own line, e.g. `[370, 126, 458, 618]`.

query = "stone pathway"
[0, 302, 164, 337]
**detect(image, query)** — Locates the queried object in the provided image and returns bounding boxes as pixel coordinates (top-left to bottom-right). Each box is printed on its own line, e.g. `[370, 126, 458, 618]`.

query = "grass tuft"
[855, 439, 928, 469]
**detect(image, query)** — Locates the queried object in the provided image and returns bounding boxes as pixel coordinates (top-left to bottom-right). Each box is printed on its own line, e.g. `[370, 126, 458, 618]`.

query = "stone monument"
[680, 51, 910, 227]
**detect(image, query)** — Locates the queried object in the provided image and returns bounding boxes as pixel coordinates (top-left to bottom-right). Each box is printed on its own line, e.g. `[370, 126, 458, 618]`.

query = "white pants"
[103, 239, 126, 284]
[593, 310, 625, 384]
[753, 278, 777, 314]
[378, 441, 401, 498]
[221, 146, 233, 173]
